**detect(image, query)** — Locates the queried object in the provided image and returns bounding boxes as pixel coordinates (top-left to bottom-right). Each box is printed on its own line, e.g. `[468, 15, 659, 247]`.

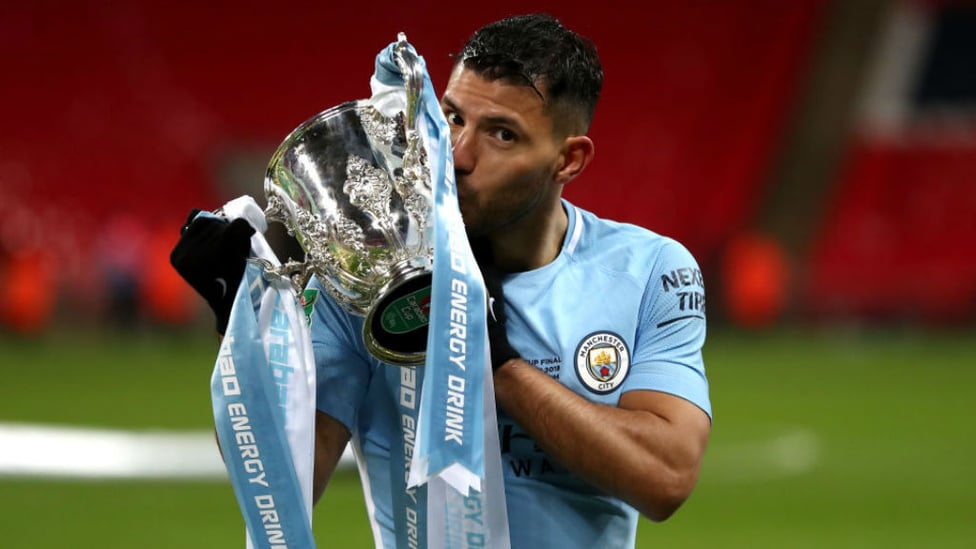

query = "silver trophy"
[263, 34, 433, 366]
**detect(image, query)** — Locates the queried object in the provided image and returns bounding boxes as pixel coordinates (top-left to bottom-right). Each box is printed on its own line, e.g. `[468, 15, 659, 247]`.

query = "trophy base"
[363, 267, 432, 367]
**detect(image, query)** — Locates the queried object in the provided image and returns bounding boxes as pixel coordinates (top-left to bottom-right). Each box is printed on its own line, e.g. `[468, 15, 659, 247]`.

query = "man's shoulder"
[566, 201, 691, 267]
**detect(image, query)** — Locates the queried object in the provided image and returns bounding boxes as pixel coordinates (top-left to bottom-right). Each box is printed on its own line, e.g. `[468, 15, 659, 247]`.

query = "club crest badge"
[574, 331, 630, 394]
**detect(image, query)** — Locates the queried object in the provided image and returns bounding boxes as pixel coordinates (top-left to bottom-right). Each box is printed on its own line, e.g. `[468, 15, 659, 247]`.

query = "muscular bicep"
[313, 410, 351, 505]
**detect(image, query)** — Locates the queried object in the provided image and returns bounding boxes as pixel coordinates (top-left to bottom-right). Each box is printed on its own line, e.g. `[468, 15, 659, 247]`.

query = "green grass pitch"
[1, 328, 973, 547]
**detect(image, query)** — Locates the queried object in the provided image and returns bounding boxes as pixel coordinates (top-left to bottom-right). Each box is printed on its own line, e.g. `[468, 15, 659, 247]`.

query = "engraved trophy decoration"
[263, 33, 433, 366]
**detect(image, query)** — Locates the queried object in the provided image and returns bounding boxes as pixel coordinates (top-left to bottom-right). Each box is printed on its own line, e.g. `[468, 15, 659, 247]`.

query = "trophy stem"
[363, 260, 432, 366]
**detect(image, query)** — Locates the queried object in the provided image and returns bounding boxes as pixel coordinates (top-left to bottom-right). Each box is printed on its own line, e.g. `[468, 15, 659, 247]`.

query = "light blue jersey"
[310, 200, 710, 548]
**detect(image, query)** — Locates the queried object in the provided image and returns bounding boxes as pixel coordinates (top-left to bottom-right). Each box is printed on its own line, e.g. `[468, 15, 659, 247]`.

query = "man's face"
[440, 66, 565, 236]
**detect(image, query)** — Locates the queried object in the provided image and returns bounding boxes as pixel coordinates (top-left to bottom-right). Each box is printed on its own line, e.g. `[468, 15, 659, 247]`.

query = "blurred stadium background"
[1, 0, 973, 547]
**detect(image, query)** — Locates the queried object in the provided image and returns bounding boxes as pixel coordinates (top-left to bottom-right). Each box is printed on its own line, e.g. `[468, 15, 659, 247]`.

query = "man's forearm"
[492, 358, 709, 521]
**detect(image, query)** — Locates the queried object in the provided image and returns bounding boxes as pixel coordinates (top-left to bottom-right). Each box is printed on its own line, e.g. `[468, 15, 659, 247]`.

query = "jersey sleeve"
[622, 238, 711, 419]
[305, 276, 373, 432]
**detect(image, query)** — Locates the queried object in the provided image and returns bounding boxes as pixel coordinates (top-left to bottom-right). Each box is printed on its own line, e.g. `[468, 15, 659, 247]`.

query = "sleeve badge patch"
[574, 331, 631, 394]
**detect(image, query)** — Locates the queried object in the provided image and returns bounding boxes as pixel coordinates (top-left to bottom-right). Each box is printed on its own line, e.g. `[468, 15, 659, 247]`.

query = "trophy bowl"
[263, 38, 433, 366]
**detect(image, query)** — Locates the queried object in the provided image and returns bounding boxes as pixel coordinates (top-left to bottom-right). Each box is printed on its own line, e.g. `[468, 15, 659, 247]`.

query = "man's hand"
[170, 209, 255, 334]
[470, 238, 519, 370]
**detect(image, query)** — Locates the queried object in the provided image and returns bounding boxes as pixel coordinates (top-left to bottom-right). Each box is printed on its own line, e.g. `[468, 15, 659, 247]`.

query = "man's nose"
[451, 129, 475, 174]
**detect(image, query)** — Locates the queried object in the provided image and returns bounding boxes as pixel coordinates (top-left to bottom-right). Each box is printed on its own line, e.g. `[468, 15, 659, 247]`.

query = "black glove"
[470, 238, 519, 370]
[170, 209, 255, 334]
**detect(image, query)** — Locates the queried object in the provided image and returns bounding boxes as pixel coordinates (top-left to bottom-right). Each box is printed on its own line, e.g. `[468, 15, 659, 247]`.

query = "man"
[173, 13, 711, 548]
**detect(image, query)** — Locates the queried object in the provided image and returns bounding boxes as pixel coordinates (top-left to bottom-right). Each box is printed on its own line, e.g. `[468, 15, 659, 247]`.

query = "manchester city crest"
[574, 331, 631, 394]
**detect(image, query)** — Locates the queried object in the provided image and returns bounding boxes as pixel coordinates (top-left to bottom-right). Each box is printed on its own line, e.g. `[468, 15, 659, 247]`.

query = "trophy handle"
[394, 32, 424, 131]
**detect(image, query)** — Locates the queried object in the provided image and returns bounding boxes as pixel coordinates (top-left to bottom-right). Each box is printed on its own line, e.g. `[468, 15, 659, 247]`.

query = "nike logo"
[215, 278, 228, 298]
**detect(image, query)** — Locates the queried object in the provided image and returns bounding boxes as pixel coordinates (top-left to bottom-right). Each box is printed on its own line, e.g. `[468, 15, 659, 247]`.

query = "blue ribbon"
[212, 262, 316, 549]
[415, 61, 489, 485]
[375, 38, 507, 549]
[406, 43, 502, 549]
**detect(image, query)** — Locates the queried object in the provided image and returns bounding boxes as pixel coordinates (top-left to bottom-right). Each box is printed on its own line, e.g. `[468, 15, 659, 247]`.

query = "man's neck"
[489, 200, 568, 273]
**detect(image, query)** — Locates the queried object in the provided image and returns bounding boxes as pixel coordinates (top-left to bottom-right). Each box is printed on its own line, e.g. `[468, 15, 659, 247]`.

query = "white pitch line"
[0, 422, 354, 480]
[0, 422, 819, 482]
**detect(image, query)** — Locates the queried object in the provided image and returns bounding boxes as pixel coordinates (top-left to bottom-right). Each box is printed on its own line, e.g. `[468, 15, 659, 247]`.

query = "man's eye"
[446, 112, 463, 126]
[495, 128, 516, 142]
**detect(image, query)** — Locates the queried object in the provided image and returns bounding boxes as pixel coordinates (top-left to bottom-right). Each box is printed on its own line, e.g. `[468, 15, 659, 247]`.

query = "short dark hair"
[455, 13, 603, 134]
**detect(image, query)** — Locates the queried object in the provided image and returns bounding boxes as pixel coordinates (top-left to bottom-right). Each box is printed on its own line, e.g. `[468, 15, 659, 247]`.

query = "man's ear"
[555, 135, 595, 185]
